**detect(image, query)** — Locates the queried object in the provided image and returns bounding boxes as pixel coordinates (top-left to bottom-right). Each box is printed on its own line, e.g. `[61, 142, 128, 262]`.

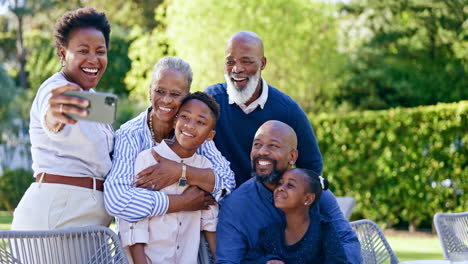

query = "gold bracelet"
[44, 115, 64, 133]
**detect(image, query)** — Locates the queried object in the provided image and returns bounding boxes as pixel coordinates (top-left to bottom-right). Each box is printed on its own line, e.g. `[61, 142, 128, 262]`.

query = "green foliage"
[0, 63, 15, 110]
[0, 169, 33, 211]
[98, 31, 133, 96]
[164, 0, 344, 112]
[311, 101, 468, 230]
[0, 30, 16, 61]
[124, 27, 176, 101]
[84, 0, 163, 30]
[24, 30, 60, 93]
[124, 3, 176, 101]
[0, 62, 18, 144]
[338, 0, 468, 110]
[113, 96, 146, 130]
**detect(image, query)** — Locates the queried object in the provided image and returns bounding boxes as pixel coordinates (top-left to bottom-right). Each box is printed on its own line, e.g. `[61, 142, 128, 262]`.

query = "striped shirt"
[104, 109, 236, 222]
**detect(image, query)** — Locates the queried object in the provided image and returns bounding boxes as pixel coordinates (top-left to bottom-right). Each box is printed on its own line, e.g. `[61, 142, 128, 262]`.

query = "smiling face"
[250, 121, 298, 185]
[173, 99, 216, 156]
[59, 27, 107, 90]
[274, 169, 315, 211]
[224, 33, 266, 105]
[150, 68, 190, 123]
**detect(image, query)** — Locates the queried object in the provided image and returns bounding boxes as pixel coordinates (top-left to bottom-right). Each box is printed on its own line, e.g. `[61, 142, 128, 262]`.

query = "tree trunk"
[17, 14, 27, 89]
[409, 221, 416, 233]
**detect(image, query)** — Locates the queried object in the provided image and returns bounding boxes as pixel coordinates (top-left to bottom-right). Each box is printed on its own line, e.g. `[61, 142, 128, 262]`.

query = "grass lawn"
[0, 211, 445, 261]
[0, 211, 13, 230]
[386, 231, 444, 261]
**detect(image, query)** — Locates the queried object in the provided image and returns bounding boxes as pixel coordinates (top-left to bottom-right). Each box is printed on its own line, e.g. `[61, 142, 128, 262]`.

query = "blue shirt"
[215, 179, 361, 264]
[104, 109, 236, 222]
[205, 82, 323, 186]
[243, 218, 348, 264]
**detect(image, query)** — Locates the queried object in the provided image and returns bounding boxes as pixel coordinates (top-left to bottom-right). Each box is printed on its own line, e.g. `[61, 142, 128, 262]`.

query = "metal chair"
[350, 219, 399, 264]
[434, 212, 468, 261]
[336, 196, 356, 220]
[0, 225, 128, 264]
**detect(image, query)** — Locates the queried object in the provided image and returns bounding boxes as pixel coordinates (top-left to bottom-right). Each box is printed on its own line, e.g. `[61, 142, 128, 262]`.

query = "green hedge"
[0, 169, 33, 211]
[310, 101, 468, 231]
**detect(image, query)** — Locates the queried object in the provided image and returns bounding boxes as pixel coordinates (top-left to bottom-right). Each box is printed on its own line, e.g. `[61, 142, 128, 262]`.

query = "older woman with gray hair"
[104, 57, 235, 226]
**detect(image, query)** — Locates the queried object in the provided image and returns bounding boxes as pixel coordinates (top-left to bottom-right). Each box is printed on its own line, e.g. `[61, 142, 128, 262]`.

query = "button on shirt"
[104, 109, 235, 222]
[119, 141, 218, 264]
[29, 72, 113, 178]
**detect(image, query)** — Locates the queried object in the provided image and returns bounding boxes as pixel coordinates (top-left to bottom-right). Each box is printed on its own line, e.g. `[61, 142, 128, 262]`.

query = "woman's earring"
[60, 57, 65, 67]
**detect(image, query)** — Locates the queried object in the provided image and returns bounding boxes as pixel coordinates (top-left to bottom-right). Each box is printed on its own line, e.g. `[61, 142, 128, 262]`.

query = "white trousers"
[11, 182, 112, 230]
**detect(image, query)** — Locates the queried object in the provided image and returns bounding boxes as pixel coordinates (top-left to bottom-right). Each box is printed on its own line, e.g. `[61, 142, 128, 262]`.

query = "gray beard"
[224, 70, 261, 105]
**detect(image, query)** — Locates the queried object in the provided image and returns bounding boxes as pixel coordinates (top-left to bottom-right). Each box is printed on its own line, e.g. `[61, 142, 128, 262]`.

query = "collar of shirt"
[157, 139, 198, 164]
[254, 179, 275, 203]
[229, 78, 269, 114]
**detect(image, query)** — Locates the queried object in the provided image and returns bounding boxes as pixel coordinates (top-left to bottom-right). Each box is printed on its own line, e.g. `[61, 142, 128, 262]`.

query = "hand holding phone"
[63, 91, 118, 124]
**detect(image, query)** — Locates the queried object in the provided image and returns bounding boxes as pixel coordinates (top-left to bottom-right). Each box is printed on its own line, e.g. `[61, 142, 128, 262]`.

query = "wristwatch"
[178, 163, 187, 186]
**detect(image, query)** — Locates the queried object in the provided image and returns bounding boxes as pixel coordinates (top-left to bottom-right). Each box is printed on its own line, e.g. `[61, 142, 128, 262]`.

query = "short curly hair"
[53, 7, 111, 57]
[180, 91, 221, 126]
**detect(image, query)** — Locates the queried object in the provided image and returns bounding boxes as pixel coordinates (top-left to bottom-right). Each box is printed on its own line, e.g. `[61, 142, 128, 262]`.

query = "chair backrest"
[336, 196, 356, 220]
[0, 225, 128, 264]
[434, 212, 468, 260]
[350, 219, 399, 264]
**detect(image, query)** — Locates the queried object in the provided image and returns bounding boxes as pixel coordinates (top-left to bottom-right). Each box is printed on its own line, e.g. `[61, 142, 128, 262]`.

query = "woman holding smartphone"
[11, 7, 114, 230]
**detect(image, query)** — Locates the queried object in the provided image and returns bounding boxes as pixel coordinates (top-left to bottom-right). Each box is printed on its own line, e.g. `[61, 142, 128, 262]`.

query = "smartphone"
[63, 91, 118, 124]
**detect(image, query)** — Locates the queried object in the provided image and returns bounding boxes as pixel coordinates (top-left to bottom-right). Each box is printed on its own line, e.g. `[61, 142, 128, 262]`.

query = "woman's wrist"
[44, 113, 64, 133]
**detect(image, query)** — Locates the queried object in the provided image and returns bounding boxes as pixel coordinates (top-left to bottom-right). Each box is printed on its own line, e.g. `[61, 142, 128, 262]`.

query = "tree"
[338, 0, 468, 110]
[84, 0, 163, 31]
[0, 62, 18, 145]
[158, 0, 344, 113]
[124, 2, 175, 101]
[2, 0, 55, 89]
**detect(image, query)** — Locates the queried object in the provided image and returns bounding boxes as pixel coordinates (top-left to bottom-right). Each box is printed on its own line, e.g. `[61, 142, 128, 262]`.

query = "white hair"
[151, 56, 193, 88]
[224, 68, 261, 105]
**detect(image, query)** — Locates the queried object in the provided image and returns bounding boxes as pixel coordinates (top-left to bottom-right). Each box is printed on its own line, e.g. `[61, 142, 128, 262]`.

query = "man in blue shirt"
[215, 121, 361, 264]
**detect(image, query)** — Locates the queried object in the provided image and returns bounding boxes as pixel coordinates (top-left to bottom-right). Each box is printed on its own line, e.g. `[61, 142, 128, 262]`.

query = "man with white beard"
[205, 31, 323, 187]
[205, 31, 361, 263]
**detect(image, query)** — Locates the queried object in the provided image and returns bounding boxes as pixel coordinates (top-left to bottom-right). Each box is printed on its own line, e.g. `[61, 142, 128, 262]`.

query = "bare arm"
[129, 243, 149, 264]
[204, 231, 217, 258]
[135, 149, 215, 192]
[166, 186, 215, 213]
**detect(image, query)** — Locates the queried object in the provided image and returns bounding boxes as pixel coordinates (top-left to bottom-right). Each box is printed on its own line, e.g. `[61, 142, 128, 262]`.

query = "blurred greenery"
[388, 234, 444, 261]
[164, 0, 345, 113]
[337, 0, 467, 110]
[312, 101, 468, 231]
[0, 169, 34, 211]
